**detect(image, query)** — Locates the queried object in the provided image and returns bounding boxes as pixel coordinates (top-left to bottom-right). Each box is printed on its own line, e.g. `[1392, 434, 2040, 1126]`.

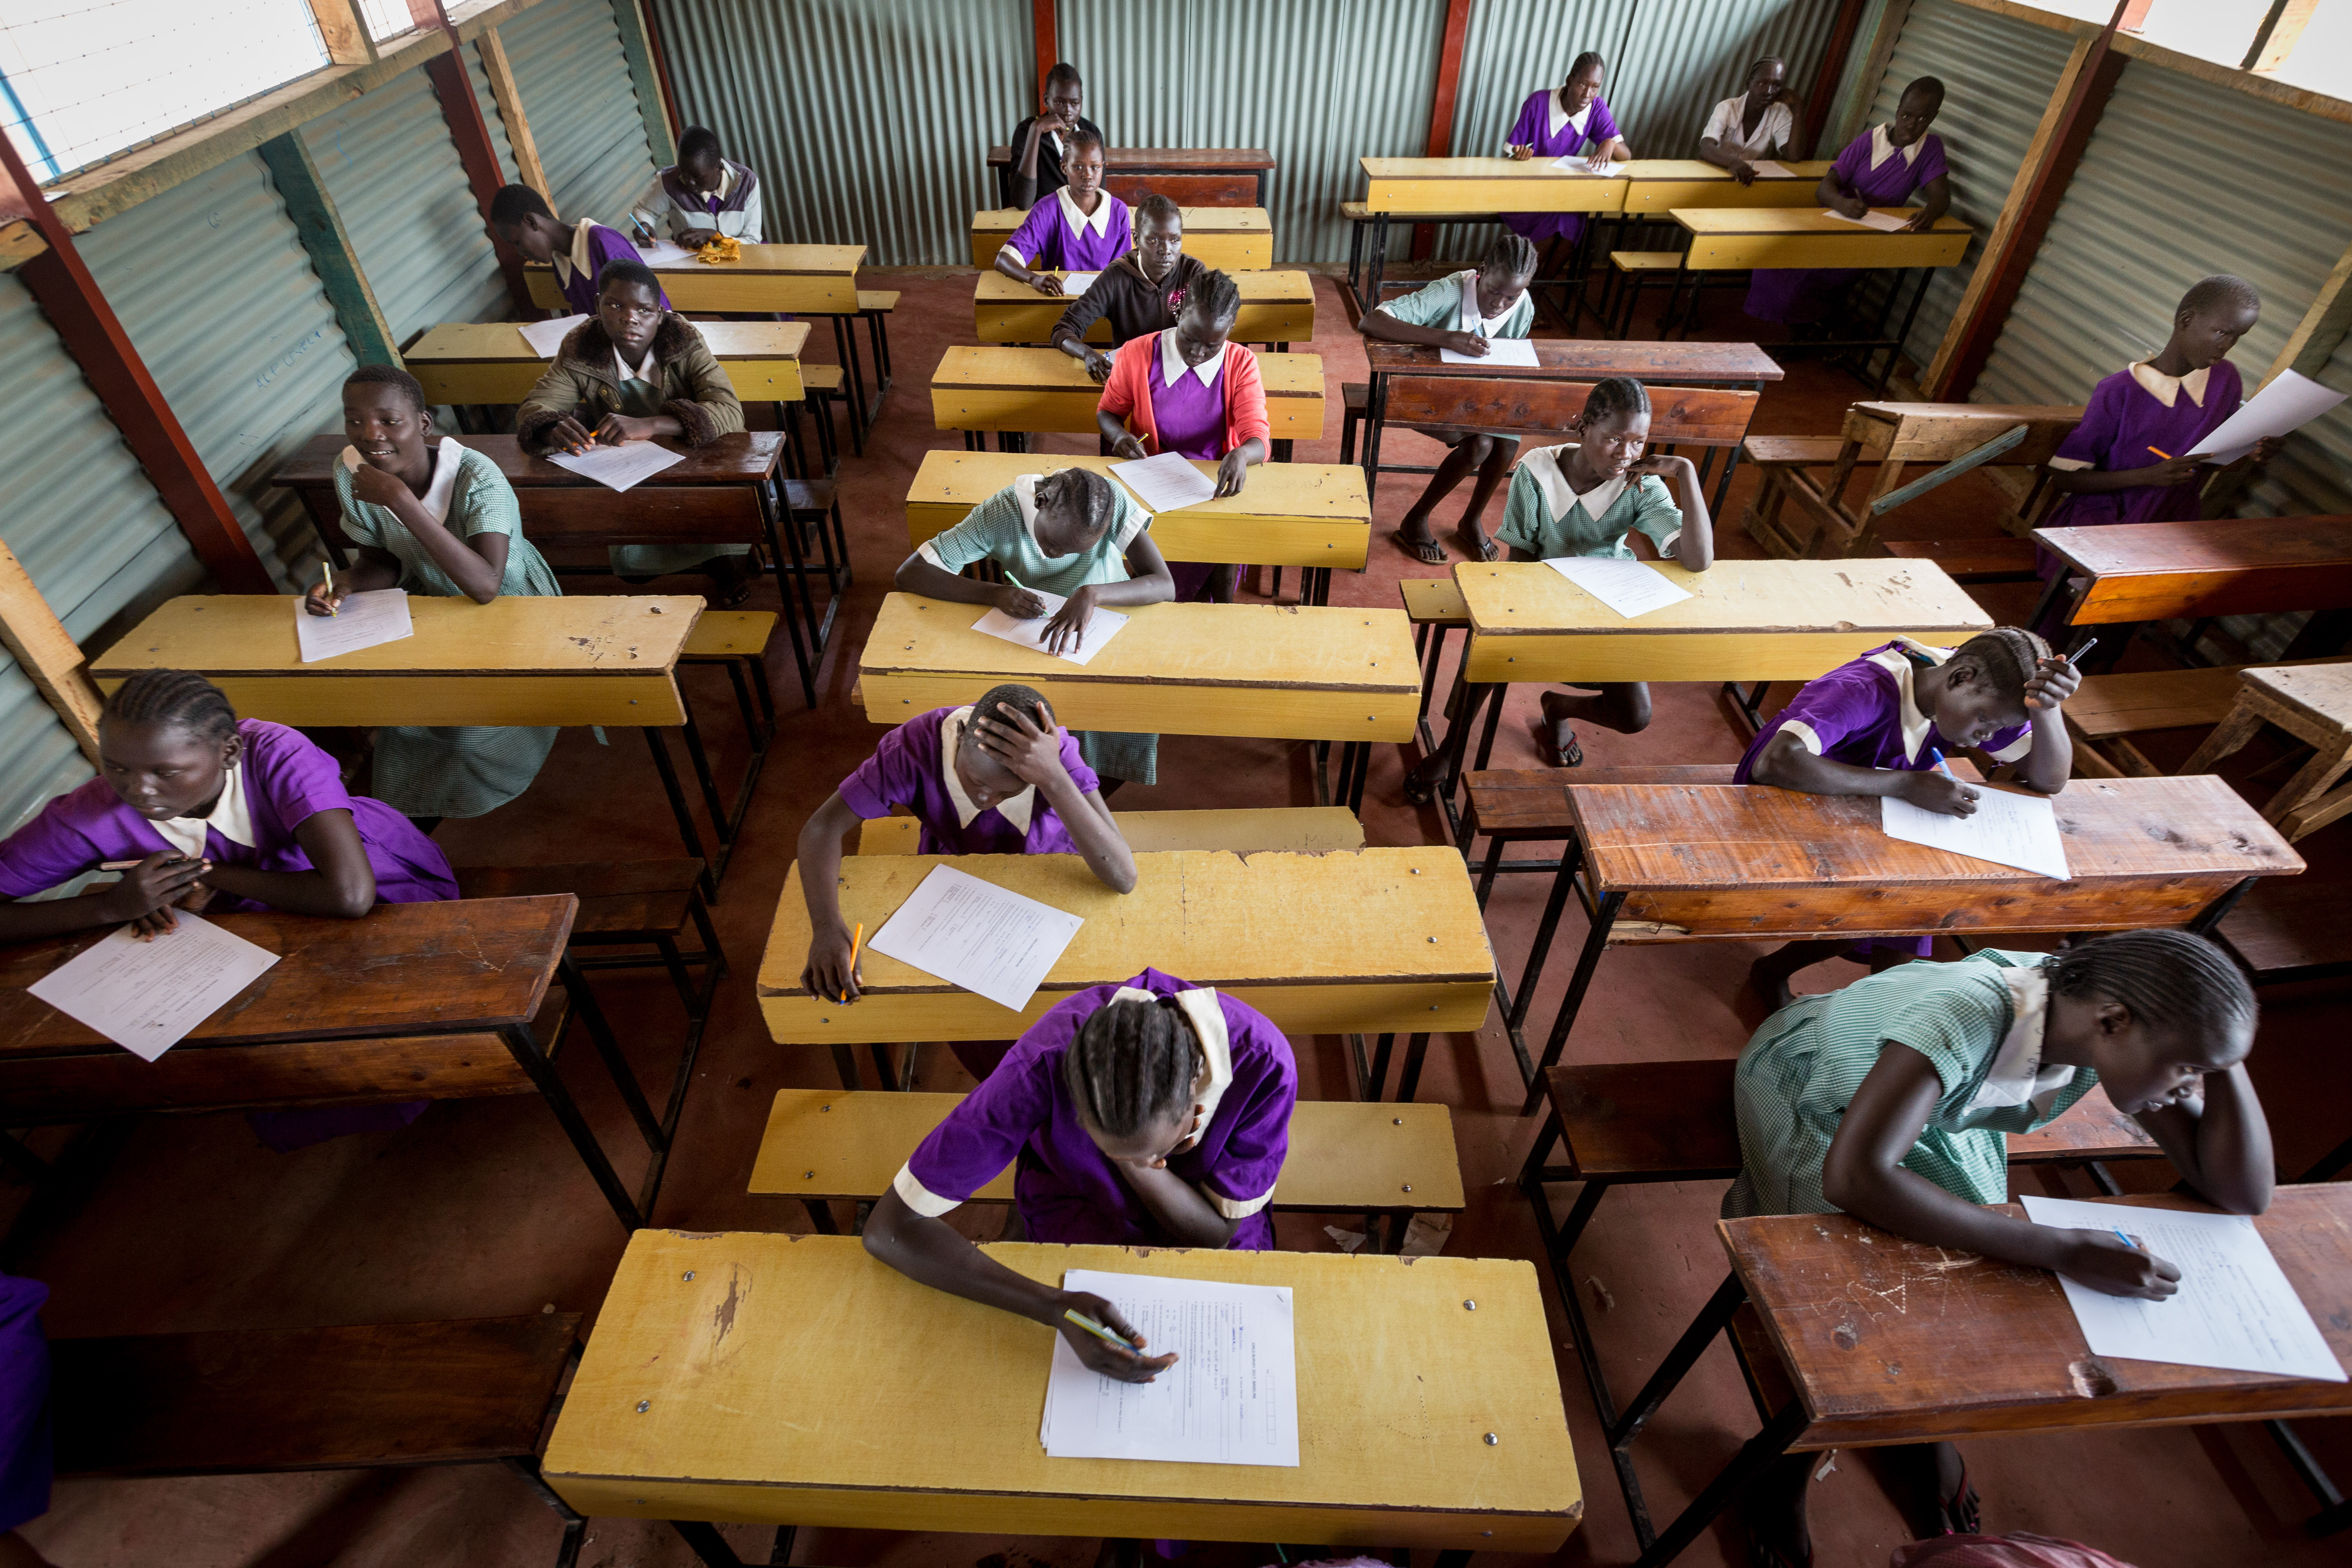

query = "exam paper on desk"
[1440, 337, 1541, 368]
[28, 915, 281, 1062]
[1110, 451, 1220, 513]
[517, 315, 588, 358]
[867, 864, 1084, 1013]
[1543, 555, 1694, 619]
[1058, 271, 1101, 293]
[1824, 208, 1909, 232]
[2019, 1196, 2345, 1383]
[545, 442, 688, 493]
[973, 592, 1130, 666]
[294, 589, 412, 664]
[1881, 786, 2071, 880]
[1549, 156, 1627, 176]
[1042, 1268, 1300, 1467]
[1748, 160, 1797, 178]
[634, 239, 699, 267]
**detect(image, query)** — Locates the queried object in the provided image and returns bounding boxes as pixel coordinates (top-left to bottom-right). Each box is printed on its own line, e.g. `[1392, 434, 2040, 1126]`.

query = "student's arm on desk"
[1359, 297, 1495, 361]
[1750, 737, 1981, 816]
[1821, 1045, 2184, 1300]
[797, 793, 866, 1002]
[302, 546, 402, 615]
[197, 809, 376, 920]
[0, 853, 209, 942]
[864, 1186, 1177, 1382]
[895, 551, 1051, 621]
[2131, 1062, 2274, 1218]
[1900, 174, 1951, 234]
[1051, 286, 1116, 380]
[1818, 169, 1867, 220]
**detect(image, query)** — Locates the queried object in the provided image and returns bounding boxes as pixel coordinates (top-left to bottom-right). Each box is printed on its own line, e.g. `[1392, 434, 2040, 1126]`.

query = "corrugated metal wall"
[465, 36, 520, 182]
[648, 0, 1030, 266]
[501, 0, 659, 227]
[77, 151, 358, 591]
[0, 272, 202, 836]
[301, 65, 508, 345]
[1059, 0, 1446, 265]
[1858, 0, 2075, 376]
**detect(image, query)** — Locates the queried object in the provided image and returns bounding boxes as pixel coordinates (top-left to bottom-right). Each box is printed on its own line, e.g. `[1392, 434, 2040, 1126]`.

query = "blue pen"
[2111, 1225, 2139, 1250]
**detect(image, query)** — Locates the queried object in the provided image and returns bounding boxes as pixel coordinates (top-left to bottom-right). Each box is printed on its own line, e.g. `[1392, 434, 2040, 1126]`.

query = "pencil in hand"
[840, 920, 863, 1003]
[321, 560, 338, 617]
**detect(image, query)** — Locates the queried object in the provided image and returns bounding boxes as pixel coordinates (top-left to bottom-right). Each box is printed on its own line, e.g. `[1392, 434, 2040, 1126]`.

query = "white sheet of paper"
[1748, 159, 1797, 178]
[2186, 368, 2348, 464]
[1110, 451, 1220, 513]
[1542, 555, 1694, 619]
[1550, 155, 1628, 176]
[1041, 1269, 1299, 1467]
[635, 238, 699, 266]
[867, 864, 1083, 1013]
[516, 314, 588, 357]
[294, 588, 412, 664]
[1440, 336, 1542, 367]
[1824, 207, 1909, 232]
[1881, 786, 2071, 880]
[28, 915, 281, 1062]
[1058, 271, 1101, 293]
[544, 442, 688, 493]
[2019, 1196, 2346, 1382]
[972, 591, 1129, 667]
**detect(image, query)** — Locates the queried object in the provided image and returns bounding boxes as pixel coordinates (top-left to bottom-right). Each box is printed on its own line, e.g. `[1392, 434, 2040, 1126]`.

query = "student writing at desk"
[1359, 232, 1539, 565]
[894, 468, 1173, 788]
[1696, 54, 1810, 183]
[1503, 51, 1632, 278]
[0, 673, 457, 1149]
[490, 184, 670, 319]
[1746, 76, 1949, 331]
[993, 129, 1130, 294]
[1729, 931, 2271, 1565]
[798, 682, 1136, 1079]
[1003, 61, 1104, 209]
[1402, 378, 1714, 802]
[1050, 193, 1203, 382]
[629, 124, 763, 246]
[305, 366, 561, 827]
[1739, 628, 2078, 1008]
[864, 974, 1297, 1382]
[1097, 270, 1267, 603]
[516, 259, 753, 607]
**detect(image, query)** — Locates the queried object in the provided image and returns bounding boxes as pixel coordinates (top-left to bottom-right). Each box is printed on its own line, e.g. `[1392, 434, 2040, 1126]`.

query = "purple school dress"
[836, 707, 1098, 854]
[1503, 89, 1621, 245]
[1149, 337, 1228, 601]
[1004, 190, 1133, 273]
[1746, 128, 1949, 324]
[1738, 640, 2034, 957]
[0, 1275, 47, 1536]
[898, 969, 1297, 1249]
[557, 223, 672, 318]
[2042, 361, 2243, 531]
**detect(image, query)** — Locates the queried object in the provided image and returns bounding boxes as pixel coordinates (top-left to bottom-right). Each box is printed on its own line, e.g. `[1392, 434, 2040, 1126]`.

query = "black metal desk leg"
[557, 955, 666, 1154]
[499, 1022, 644, 1231]
[829, 1043, 862, 1090]
[643, 730, 718, 903]
[1511, 845, 1583, 1032]
[2189, 876, 2255, 935]
[1632, 1397, 1809, 1567]
[670, 1519, 746, 1567]
[1394, 1033, 1434, 1102]
[1521, 890, 1624, 1113]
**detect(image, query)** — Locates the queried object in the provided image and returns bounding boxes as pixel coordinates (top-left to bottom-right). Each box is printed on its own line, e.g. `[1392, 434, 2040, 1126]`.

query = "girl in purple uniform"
[0, 1273, 50, 1568]
[490, 184, 671, 318]
[993, 129, 1131, 295]
[1747, 76, 1950, 328]
[864, 971, 1298, 1382]
[1502, 51, 1632, 277]
[1737, 628, 2080, 1007]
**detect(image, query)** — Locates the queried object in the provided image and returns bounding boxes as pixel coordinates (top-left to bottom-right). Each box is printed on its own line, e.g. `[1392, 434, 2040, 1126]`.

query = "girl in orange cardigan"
[1095, 269, 1267, 603]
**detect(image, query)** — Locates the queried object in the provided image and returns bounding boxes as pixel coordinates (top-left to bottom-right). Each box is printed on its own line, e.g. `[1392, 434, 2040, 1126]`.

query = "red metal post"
[416, 0, 534, 314]
[1412, 0, 1475, 261]
[1034, 0, 1058, 101]
[1800, 0, 1870, 157]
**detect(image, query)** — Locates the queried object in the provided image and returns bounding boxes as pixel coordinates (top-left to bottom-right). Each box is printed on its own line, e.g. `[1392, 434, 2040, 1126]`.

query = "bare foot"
[1748, 955, 1796, 1014]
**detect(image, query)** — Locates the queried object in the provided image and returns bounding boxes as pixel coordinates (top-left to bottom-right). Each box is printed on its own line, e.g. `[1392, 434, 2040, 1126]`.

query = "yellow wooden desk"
[905, 449, 1370, 580]
[858, 804, 1365, 858]
[932, 345, 1325, 443]
[405, 320, 808, 405]
[976, 269, 1314, 347]
[524, 243, 866, 315]
[1670, 206, 1971, 271]
[1619, 159, 1834, 213]
[1359, 156, 1627, 215]
[541, 1231, 1579, 1550]
[971, 205, 1271, 271]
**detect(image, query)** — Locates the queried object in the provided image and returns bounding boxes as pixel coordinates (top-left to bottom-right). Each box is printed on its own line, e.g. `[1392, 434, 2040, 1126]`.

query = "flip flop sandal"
[1936, 1458, 1981, 1536]
[1390, 528, 1447, 566]
[1401, 767, 1440, 806]
[1453, 530, 1501, 563]
[1541, 728, 1584, 768]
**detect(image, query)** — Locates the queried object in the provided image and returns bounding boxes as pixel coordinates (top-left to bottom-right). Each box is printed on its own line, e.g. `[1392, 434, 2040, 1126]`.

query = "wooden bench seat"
[858, 290, 899, 313]
[855, 806, 1364, 857]
[2065, 659, 2347, 779]
[1884, 537, 2041, 584]
[1609, 250, 1683, 272]
[1400, 577, 1468, 626]
[2215, 876, 2352, 985]
[751, 1089, 1463, 1245]
[1741, 434, 1845, 467]
[682, 609, 776, 661]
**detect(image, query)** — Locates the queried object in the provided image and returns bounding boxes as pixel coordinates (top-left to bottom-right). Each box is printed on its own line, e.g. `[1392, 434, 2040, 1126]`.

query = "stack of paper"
[29, 916, 281, 1061]
[1551, 156, 1628, 177]
[1440, 337, 1542, 368]
[1544, 555, 1693, 619]
[517, 315, 588, 357]
[546, 443, 688, 493]
[1748, 160, 1798, 179]
[972, 592, 1129, 666]
[2187, 369, 2348, 465]
[1109, 451, 1219, 513]
[1040, 1269, 1300, 1466]
[295, 589, 413, 664]
[1880, 787, 2071, 880]
[1058, 271, 1101, 293]
[867, 864, 1084, 1012]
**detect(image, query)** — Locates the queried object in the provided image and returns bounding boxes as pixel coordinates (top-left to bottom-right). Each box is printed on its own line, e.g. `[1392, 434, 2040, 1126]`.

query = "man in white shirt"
[629, 125, 764, 246]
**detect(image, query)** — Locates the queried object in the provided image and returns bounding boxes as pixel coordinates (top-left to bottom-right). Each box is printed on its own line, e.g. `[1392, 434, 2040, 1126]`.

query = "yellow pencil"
[840, 921, 864, 1003]
[2147, 446, 2173, 460]
[321, 559, 338, 617]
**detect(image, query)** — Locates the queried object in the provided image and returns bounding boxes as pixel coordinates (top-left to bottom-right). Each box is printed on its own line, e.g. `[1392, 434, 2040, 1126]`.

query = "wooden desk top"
[1727, 1187, 2352, 1450]
[974, 270, 1312, 306]
[972, 205, 1270, 233]
[2248, 661, 2352, 720]
[905, 450, 1367, 529]
[1672, 207, 1969, 237]
[933, 344, 1323, 399]
[986, 147, 1276, 170]
[406, 320, 808, 364]
[1619, 159, 1833, 212]
[0, 897, 571, 1057]
[540, 1230, 1580, 1548]
[758, 847, 1496, 1043]
[1561, 777, 2300, 940]
[1364, 339, 1782, 383]
[2037, 515, 2352, 624]
[271, 432, 785, 490]
[1359, 156, 1628, 216]
[529, 244, 862, 279]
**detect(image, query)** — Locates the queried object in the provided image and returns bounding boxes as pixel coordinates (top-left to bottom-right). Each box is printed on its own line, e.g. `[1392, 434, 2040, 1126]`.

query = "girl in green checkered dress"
[1732, 931, 2272, 1565]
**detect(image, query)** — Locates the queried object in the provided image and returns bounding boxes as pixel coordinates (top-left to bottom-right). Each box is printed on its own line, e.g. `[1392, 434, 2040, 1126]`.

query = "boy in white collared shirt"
[629, 125, 764, 246]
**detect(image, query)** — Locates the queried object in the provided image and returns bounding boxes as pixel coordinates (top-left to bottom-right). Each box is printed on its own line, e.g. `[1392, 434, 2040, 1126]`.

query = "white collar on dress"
[555, 221, 600, 288]
[1107, 984, 1232, 1150]
[1456, 270, 1519, 335]
[2128, 360, 2211, 409]
[614, 343, 658, 383]
[1958, 963, 2077, 1123]
[1523, 443, 1627, 530]
[1158, 328, 1222, 389]
[1871, 124, 1924, 170]
[339, 436, 466, 526]
[1547, 89, 1595, 140]
[1056, 183, 1115, 239]
[938, 705, 1035, 833]
[1863, 637, 1960, 764]
[155, 755, 256, 860]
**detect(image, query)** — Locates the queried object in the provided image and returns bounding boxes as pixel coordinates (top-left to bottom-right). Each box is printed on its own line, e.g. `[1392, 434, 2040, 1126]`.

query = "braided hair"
[2176, 273, 2260, 327]
[1481, 232, 1539, 281]
[1185, 267, 1242, 330]
[2043, 931, 2256, 1054]
[1948, 626, 2050, 704]
[1579, 375, 1650, 430]
[1135, 191, 1182, 229]
[1062, 993, 1203, 1138]
[1065, 126, 1106, 160]
[1568, 51, 1605, 80]
[345, 363, 427, 415]
[1042, 467, 1117, 541]
[970, 682, 1052, 733]
[102, 670, 237, 745]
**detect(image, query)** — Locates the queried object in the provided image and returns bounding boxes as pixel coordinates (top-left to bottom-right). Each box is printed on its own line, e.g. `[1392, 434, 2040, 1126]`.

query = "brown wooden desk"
[1619, 1189, 2352, 1565]
[2031, 514, 2352, 637]
[987, 145, 1274, 207]
[541, 1230, 1581, 1556]
[0, 897, 662, 1228]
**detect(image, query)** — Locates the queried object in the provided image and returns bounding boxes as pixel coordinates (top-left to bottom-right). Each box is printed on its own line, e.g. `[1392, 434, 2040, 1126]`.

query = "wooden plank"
[1619, 160, 1836, 212]
[1382, 378, 1757, 448]
[750, 1091, 1463, 1212]
[1673, 207, 1972, 271]
[1725, 1189, 2352, 1450]
[1560, 777, 2301, 941]
[2038, 516, 2352, 624]
[974, 270, 1314, 345]
[305, 0, 375, 66]
[2004, 1084, 2157, 1164]
[606, 0, 679, 168]
[857, 806, 1365, 858]
[904, 450, 1367, 570]
[971, 207, 1269, 271]
[0, 219, 46, 272]
[932, 345, 1325, 439]
[2245, 0, 2321, 72]
[91, 595, 701, 728]
[525, 244, 866, 315]
[0, 536, 104, 764]
[984, 147, 1278, 172]
[2261, 236, 2352, 387]
[0, 897, 573, 1057]
[757, 848, 1496, 1044]
[256, 132, 401, 368]
[1359, 156, 1628, 216]
[1365, 338, 1782, 384]
[0, 1029, 538, 1120]
[858, 594, 1418, 744]
[1399, 577, 1468, 626]
[406, 319, 807, 404]
[2216, 876, 2352, 980]
[541, 1232, 1580, 1548]
[477, 26, 551, 203]
[1454, 559, 1991, 684]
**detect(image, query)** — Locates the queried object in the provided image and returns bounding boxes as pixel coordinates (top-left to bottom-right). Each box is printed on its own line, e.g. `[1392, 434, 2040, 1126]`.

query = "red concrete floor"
[13, 268, 2348, 1567]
